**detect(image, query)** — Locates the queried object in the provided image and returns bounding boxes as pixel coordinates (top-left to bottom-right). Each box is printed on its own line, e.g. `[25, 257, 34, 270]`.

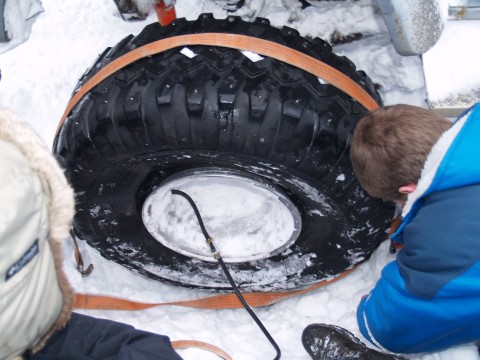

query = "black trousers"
[28, 313, 184, 360]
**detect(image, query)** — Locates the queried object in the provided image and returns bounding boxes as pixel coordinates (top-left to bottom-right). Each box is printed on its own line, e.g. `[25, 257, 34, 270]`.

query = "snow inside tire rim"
[141, 168, 302, 263]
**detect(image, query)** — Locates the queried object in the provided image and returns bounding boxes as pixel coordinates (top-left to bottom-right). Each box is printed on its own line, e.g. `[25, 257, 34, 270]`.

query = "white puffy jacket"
[0, 109, 75, 359]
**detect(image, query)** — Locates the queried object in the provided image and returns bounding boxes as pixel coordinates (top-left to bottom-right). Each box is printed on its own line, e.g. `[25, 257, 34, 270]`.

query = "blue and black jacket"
[357, 103, 480, 354]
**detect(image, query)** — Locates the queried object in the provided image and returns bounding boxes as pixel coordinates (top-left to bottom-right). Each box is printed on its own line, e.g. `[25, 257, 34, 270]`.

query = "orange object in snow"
[155, 1, 176, 26]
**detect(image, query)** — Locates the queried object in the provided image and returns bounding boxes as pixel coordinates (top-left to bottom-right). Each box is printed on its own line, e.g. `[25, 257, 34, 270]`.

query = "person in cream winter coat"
[0, 109, 182, 360]
[0, 108, 75, 359]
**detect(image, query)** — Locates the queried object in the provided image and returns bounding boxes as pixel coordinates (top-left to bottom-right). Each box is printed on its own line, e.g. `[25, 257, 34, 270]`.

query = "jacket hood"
[0, 109, 75, 358]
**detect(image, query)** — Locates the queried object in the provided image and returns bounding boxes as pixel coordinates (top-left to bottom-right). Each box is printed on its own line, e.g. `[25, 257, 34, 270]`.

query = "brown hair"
[350, 104, 451, 202]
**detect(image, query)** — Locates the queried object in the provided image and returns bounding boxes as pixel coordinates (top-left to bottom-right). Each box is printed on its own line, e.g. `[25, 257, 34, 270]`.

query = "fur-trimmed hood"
[0, 109, 75, 359]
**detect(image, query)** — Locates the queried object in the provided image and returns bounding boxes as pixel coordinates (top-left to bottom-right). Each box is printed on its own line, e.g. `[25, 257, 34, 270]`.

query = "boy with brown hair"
[0, 109, 183, 360]
[302, 103, 480, 359]
[350, 104, 451, 203]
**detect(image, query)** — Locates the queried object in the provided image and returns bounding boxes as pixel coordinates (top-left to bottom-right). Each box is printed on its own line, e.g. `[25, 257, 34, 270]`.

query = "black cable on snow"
[171, 189, 282, 360]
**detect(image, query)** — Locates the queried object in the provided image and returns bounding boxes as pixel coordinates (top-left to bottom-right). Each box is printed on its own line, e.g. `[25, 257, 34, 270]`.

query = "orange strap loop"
[74, 265, 357, 311]
[172, 340, 233, 360]
[57, 33, 379, 136]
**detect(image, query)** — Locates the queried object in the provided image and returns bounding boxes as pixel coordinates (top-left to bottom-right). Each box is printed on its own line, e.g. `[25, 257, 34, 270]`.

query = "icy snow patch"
[423, 21, 480, 108]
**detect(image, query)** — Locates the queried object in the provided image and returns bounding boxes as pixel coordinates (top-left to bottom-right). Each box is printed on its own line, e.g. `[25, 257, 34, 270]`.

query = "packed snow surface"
[0, 0, 478, 359]
[423, 20, 480, 109]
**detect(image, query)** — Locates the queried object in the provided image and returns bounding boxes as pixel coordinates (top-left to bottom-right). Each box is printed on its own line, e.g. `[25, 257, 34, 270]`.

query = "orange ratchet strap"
[74, 265, 357, 311]
[57, 33, 379, 136]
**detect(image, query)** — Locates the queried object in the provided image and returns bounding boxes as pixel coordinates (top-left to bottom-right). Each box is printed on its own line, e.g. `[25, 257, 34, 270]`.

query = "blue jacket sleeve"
[356, 259, 480, 354]
[356, 261, 424, 353]
[358, 185, 480, 354]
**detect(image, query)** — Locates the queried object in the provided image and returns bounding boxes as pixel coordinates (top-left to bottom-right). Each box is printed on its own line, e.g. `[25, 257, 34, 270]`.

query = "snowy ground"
[1, 0, 479, 359]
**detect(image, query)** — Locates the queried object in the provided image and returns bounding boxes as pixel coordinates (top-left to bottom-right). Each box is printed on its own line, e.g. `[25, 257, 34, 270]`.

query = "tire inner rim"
[142, 169, 302, 263]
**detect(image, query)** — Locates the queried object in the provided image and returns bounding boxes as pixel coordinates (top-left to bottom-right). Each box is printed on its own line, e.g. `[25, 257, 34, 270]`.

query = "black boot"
[302, 324, 407, 360]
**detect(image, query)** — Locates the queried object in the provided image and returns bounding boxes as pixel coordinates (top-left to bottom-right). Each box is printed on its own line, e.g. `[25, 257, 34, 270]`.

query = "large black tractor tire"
[54, 14, 394, 291]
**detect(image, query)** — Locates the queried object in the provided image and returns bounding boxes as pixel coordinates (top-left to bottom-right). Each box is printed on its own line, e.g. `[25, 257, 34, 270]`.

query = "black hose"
[171, 189, 282, 360]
